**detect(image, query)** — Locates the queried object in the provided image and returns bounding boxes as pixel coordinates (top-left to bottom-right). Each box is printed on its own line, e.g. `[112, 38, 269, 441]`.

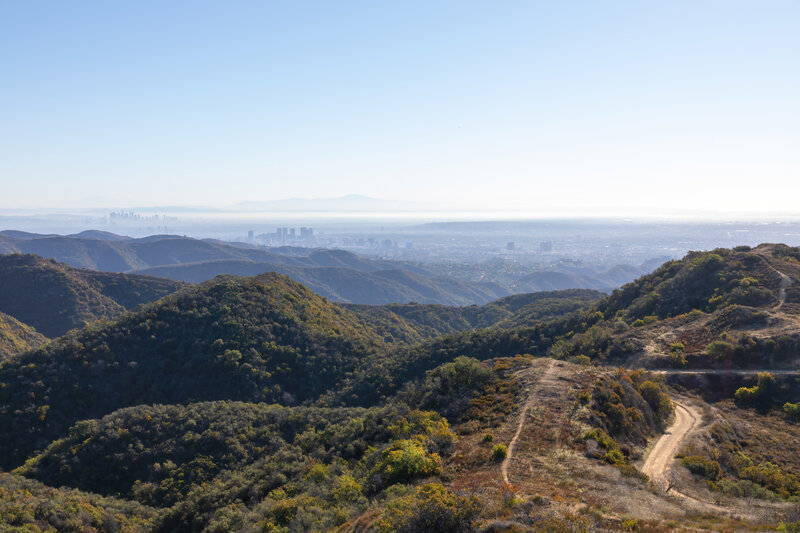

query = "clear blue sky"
[2, 1, 799, 213]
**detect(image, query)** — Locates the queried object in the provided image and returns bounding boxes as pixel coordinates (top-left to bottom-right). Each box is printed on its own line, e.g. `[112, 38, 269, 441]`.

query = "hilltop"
[549, 244, 800, 369]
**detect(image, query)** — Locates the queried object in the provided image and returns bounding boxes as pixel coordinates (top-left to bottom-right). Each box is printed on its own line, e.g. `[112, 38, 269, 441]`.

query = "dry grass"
[444, 356, 799, 531]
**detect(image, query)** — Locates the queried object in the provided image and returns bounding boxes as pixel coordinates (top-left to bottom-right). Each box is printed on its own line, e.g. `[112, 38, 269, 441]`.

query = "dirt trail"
[501, 359, 556, 486]
[760, 255, 793, 310]
[641, 400, 734, 515]
[652, 368, 798, 376]
[641, 401, 701, 492]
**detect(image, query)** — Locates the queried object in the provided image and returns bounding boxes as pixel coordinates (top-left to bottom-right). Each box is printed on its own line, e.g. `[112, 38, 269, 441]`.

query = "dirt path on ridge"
[759, 255, 793, 310]
[501, 359, 556, 486]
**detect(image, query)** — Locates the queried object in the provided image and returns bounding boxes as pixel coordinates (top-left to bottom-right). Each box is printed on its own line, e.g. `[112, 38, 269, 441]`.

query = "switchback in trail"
[641, 401, 701, 493]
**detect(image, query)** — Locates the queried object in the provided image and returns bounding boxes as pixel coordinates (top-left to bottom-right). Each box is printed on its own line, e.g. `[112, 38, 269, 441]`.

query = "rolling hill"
[0, 232, 409, 273]
[0, 254, 187, 337]
[0, 272, 384, 469]
[135, 261, 510, 306]
[0, 232, 514, 306]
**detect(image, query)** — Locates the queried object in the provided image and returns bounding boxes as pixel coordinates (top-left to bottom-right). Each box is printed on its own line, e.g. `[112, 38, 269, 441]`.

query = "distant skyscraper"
[248, 230, 254, 241]
[507, 241, 515, 250]
[540, 241, 553, 252]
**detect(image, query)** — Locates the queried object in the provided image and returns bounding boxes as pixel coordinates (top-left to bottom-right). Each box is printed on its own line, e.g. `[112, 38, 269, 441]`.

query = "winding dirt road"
[501, 359, 556, 486]
[641, 400, 701, 492]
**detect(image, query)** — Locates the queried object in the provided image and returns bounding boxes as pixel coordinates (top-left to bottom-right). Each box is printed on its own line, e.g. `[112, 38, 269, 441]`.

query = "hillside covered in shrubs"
[1, 244, 800, 530]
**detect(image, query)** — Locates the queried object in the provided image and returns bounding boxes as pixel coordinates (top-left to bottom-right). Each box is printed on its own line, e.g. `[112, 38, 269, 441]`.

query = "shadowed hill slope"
[0, 254, 187, 337]
[344, 289, 603, 343]
[136, 261, 510, 305]
[0, 232, 409, 273]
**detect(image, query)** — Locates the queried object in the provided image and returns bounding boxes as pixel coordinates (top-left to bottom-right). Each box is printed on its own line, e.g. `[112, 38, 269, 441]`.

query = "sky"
[1, 1, 799, 214]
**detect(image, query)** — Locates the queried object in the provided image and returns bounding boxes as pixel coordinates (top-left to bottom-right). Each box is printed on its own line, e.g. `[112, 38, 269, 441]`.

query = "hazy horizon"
[5, 192, 800, 224]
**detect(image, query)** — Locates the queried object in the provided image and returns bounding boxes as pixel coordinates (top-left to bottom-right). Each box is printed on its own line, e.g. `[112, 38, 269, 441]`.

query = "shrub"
[707, 340, 735, 361]
[604, 448, 626, 466]
[377, 438, 442, 484]
[584, 428, 627, 466]
[784, 402, 800, 420]
[668, 342, 686, 368]
[779, 521, 800, 533]
[637, 380, 672, 420]
[376, 483, 480, 533]
[622, 518, 638, 531]
[716, 478, 780, 501]
[734, 372, 775, 408]
[739, 462, 800, 498]
[482, 433, 494, 443]
[681, 455, 722, 481]
[492, 444, 508, 461]
[568, 355, 591, 366]
[389, 411, 457, 453]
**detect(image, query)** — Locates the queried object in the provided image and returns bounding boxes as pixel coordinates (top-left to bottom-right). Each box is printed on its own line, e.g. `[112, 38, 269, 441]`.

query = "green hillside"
[0, 311, 46, 360]
[0, 472, 156, 532]
[0, 254, 187, 337]
[17, 402, 400, 507]
[3, 245, 800, 531]
[0, 272, 382, 469]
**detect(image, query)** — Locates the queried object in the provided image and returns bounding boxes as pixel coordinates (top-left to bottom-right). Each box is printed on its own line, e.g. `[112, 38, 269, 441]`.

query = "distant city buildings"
[540, 241, 553, 252]
[507, 241, 515, 250]
[108, 211, 177, 224]
[256, 227, 316, 246]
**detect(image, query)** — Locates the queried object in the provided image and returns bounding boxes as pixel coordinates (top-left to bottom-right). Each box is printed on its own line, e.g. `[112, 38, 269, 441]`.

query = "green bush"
[637, 380, 672, 420]
[584, 428, 627, 466]
[785, 402, 800, 420]
[734, 372, 775, 408]
[739, 462, 800, 498]
[377, 438, 442, 484]
[707, 340, 735, 361]
[716, 478, 780, 501]
[779, 521, 800, 532]
[681, 455, 722, 481]
[668, 342, 686, 368]
[568, 355, 591, 366]
[376, 483, 480, 533]
[482, 433, 494, 443]
[492, 444, 508, 461]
